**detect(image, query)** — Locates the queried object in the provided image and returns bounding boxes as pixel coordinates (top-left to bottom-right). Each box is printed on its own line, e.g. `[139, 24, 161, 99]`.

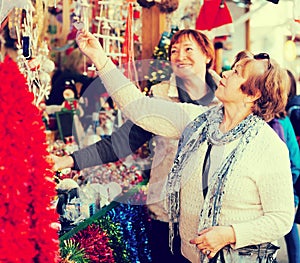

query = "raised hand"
[76, 29, 107, 70]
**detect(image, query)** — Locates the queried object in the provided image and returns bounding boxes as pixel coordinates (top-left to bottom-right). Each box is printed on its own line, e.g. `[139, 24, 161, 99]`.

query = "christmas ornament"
[196, 0, 233, 38]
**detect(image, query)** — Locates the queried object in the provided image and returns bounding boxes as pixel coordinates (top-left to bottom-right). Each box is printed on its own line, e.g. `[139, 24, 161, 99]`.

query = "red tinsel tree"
[0, 57, 59, 262]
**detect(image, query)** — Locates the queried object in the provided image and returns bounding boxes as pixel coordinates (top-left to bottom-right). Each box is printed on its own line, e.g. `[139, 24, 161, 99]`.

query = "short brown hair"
[168, 29, 215, 68]
[231, 50, 253, 69]
[239, 58, 289, 121]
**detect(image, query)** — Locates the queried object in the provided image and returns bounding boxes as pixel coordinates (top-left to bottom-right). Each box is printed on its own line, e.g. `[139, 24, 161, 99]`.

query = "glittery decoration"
[98, 216, 131, 263]
[59, 184, 151, 262]
[60, 240, 89, 263]
[79, 161, 144, 191]
[106, 202, 152, 263]
[72, 224, 115, 262]
[0, 57, 59, 262]
[144, 27, 178, 89]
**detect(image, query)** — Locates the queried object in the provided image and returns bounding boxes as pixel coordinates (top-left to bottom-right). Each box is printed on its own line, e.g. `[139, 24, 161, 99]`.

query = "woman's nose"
[176, 49, 186, 60]
[221, 70, 229, 78]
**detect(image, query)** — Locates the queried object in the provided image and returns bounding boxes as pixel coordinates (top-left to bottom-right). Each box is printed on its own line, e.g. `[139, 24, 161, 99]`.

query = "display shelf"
[59, 179, 152, 263]
[59, 179, 148, 241]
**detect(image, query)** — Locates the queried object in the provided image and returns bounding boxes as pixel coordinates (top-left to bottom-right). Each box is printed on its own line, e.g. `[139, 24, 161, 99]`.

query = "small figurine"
[38, 100, 50, 129]
[61, 80, 84, 117]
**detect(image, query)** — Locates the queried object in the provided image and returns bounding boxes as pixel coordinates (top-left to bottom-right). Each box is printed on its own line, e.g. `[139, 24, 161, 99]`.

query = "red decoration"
[72, 224, 115, 262]
[195, 0, 233, 38]
[133, 10, 140, 19]
[0, 56, 59, 262]
[65, 46, 75, 56]
[28, 58, 41, 71]
[121, 2, 140, 89]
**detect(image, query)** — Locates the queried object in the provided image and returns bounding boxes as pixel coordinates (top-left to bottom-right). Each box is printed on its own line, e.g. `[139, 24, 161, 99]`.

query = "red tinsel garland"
[0, 56, 59, 262]
[72, 224, 115, 263]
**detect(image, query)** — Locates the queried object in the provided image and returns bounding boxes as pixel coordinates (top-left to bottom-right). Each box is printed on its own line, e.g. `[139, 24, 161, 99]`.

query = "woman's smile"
[175, 63, 192, 69]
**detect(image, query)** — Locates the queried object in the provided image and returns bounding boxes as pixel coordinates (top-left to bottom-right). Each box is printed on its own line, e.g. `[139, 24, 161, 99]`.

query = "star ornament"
[0, 0, 34, 25]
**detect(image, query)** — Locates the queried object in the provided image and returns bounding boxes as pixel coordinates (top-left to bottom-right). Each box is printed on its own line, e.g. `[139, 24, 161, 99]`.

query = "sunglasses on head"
[253, 53, 271, 70]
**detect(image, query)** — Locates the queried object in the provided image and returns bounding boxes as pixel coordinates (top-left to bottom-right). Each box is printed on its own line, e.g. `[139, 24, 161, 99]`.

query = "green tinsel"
[97, 216, 131, 263]
[146, 61, 172, 88]
[60, 240, 90, 263]
[144, 26, 179, 90]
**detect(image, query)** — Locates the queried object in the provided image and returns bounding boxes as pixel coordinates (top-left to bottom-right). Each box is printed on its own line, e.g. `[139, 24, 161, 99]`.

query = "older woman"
[52, 29, 218, 263]
[76, 29, 294, 263]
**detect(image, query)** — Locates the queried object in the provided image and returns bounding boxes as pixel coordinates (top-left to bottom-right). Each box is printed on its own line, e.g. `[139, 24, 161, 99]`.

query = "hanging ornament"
[137, 0, 155, 8]
[293, 0, 300, 23]
[284, 40, 297, 61]
[288, 19, 300, 41]
[122, 1, 140, 89]
[28, 57, 40, 70]
[42, 58, 55, 73]
[195, 0, 233, 38]
[39, 71, 51, 85]
[156, 0, 179, 13]
[7, 7, 22, 39]
[22, 35, 31, 58]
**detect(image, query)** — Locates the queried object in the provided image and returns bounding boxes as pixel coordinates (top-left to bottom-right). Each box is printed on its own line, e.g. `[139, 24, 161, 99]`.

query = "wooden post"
[141, 5, 166, 60]
[245, 7, 250, 51]
[214, 42, 223, 75]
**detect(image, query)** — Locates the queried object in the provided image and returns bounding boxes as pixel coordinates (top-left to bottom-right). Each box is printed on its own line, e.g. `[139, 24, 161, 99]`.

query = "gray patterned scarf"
[166, 105, 264, 251]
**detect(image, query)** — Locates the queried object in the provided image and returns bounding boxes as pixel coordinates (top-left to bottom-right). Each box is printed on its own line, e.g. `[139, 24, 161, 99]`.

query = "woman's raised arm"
[76, 29, 207, 138]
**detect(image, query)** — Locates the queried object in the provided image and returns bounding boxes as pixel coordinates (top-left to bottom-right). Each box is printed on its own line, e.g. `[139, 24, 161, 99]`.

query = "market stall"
[1, 0, 300, 262]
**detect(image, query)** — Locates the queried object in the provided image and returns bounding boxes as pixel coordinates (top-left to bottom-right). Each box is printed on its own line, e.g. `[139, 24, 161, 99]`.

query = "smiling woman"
[167, 29, 215, 101]
[73, 28, 294, 263]
[51, 29, 219, 263]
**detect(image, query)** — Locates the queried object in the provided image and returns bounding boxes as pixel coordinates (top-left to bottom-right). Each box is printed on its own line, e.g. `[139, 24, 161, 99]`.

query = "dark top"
[71, 72, 217, 170]
[268, 119, 285, 142]
[46, 70, 93, 105]
[287, 95, 300, 137]
[47, 69, 107, 130]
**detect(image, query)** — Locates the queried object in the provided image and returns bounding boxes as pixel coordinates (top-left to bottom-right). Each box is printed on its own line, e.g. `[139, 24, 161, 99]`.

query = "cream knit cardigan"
[98, 61, 294, 262]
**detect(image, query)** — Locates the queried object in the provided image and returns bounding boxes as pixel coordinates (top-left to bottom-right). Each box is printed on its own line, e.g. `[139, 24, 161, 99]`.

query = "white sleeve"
[97, 60, 207, 139]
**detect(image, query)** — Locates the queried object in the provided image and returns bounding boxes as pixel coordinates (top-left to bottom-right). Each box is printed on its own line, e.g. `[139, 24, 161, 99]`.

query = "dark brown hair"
[287, 69, 297, 101]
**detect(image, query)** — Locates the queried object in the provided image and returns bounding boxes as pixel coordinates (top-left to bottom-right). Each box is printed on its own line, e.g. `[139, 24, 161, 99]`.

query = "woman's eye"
[186, 47, 193, 52]
[171, 49, 177, 54]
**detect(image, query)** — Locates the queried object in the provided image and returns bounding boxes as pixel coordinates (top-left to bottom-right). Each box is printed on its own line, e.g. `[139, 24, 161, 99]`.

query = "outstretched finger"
[207, 250, 217, 259]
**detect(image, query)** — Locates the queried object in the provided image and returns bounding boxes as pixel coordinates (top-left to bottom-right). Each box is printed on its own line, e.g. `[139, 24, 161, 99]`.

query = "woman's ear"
[247, 90, 261, 103]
